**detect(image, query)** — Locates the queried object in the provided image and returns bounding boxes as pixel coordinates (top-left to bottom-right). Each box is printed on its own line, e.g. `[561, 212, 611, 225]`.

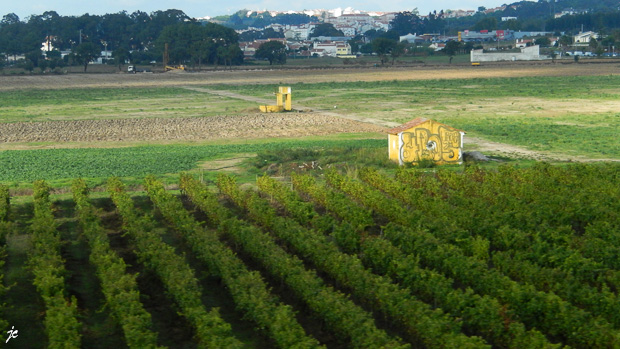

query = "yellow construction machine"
[162, 43, 186, 72]
[259, 86, 292, 112]
[165, 65, 186, 71]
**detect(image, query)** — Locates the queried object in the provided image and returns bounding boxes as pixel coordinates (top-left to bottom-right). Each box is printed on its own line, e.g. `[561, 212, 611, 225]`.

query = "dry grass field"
[1, 60, 619, 90]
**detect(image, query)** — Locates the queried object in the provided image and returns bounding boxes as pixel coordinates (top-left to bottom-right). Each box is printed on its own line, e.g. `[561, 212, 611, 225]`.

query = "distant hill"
[444, 0, 620, 33]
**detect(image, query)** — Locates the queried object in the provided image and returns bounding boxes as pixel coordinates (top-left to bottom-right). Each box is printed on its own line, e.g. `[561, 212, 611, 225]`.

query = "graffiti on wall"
[400, 126, 462, 163]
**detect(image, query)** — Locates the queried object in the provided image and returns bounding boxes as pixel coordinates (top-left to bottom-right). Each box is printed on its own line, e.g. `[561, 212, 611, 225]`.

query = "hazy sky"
[2, 0, 522, 20]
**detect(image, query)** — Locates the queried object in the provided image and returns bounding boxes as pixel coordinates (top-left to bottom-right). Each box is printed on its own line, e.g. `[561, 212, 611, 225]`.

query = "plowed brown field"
[0, 113, 384, 144]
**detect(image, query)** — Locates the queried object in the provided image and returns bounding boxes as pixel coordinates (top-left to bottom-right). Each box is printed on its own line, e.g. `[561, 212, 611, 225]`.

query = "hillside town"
[202, 5, 604, 63]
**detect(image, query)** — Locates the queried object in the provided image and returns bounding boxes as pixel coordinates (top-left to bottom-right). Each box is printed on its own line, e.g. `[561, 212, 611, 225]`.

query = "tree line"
[0, 9, 242, 71]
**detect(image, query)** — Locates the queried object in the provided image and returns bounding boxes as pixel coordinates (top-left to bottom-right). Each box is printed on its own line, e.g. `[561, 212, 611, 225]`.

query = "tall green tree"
[112, 47, 131, 70]
[390, 42, 406, 65]
[218, 44, 242, 69]
[589, 37, 599, 50]
[535, 37, 551, 47]
[310, 23, 344, 38]
[472, 17, 498, 31]
[559, 35, 573, 51]
[389, 10, 423, 36]
[444, 40, 463, 60]
[154, 21, 239, 66]
[74, 42, 100, 71]
[255, 41, 287, 65]
[371, 37, 397, 65]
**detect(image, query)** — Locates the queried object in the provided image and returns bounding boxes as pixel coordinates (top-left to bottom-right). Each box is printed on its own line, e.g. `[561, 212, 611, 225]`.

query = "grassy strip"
[0, 88, 197, 107]
[107, 178, 242, 349]
[447, 116, 620, 158]
[29, 180, 81, 348]
[209, 75, 620, 101]
[146, 175, 322, 348]
[72, 179, 162, 348]
[0, 87, 231, 123]
[216, 174, 489, 348]
[176, 174, 406, 348]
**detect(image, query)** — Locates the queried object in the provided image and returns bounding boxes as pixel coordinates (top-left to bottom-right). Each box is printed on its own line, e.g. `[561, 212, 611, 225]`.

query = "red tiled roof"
[386, 117, 429, 134]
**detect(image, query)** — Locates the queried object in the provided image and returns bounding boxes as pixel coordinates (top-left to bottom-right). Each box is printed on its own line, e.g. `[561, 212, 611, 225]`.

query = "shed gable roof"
[386, 117, 429, 134]
[386, 117, 464, 135]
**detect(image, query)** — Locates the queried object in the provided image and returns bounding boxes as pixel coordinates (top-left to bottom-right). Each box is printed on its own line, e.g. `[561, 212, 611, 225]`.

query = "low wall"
[471, 45, 546, 62]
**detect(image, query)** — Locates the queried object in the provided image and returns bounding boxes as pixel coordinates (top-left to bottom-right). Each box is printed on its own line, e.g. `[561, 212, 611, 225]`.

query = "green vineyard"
[0, 163, 619, 348]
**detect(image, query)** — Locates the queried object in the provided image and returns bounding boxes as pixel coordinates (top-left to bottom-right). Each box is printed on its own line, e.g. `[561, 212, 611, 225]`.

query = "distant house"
[95, 50, 112, 64]
[283, 23, 316, 40]
[334, 25, 356, 37]
[515, 38, 534, 48]
[41, 36, 57, 52]
[387, 118, 465, 165]
[429, 43, 446, 51]
[574, 31, 598, 45]
[555, 8, 588, 18]
[312, 41, 351, 57]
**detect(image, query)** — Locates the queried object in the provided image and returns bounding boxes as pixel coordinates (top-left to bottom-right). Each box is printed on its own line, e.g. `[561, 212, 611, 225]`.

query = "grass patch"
[0, 87, 251, 123]
[446, 114, 620, 158]
[205, 75, 620, 160]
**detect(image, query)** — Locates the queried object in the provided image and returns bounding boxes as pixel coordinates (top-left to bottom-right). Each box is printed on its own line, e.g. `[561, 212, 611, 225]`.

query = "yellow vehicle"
[162, 43, 186, 72]
[165, 65, 186, 72]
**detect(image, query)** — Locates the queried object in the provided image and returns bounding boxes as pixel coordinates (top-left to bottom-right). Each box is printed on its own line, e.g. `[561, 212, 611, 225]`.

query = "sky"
[2, 0, 518, 20]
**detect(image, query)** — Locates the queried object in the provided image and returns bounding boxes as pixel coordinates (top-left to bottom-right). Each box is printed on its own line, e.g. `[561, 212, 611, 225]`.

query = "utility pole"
[163, 43, 169, 70]
[79, 29, 82, 44]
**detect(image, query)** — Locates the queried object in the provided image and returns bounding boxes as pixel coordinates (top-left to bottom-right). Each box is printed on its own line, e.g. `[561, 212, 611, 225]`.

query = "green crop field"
[0, 137, 387, 187]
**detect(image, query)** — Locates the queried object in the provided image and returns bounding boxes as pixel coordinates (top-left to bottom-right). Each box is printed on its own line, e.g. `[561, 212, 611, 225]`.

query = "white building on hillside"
[574, 31, 598, 45]
[312, 41, 351, 57]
